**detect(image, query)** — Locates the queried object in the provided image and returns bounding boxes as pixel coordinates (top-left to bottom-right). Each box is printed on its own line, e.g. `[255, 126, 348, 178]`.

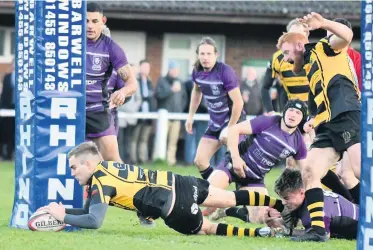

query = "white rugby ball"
[28, 210, 66, 232]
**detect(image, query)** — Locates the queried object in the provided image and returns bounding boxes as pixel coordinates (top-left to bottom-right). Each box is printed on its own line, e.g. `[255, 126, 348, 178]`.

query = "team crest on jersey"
[210, 85, 220, 95]
[92, 56, 102, 71]
[280, 148, 291, 159]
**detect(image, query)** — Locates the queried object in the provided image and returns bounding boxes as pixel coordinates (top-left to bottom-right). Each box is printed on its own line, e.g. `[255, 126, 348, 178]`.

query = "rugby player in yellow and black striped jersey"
[277, 12, 361, 242]
[261, 19, 310, 114]
[259, 19, 353, 207]
[39, 141, 285, 238]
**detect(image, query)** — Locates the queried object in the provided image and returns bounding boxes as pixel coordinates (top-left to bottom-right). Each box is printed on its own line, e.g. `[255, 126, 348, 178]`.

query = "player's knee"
[204, 222, 217, 235]
[194, 157, 208, 168]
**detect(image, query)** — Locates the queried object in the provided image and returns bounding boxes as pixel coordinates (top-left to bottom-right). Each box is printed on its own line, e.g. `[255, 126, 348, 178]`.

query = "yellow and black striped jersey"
[87, 161, 173, 217]
[304, 37, 361, 128]
[271, 50, 310, 102]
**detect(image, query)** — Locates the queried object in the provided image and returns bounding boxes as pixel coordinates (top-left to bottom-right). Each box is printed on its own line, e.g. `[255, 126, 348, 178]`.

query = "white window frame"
[162, 33, 226, 79]
[0, 26, 15, 63]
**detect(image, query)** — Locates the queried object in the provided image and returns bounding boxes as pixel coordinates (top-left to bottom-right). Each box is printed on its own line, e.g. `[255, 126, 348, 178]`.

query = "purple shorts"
[216, 153, 265, 188]
[86, 110, 117, 139]
[203, 113, 247, 140]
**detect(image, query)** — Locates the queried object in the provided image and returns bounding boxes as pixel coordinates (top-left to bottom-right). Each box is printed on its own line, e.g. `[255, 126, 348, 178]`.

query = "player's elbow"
[128, 79, 138, 95]
[90, 221, 102, 229]
[87, 214, 104, 229]
[345, 29, 353, 44]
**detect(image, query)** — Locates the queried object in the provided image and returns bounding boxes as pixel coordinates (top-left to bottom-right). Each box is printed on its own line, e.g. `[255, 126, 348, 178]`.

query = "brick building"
[0, 1, 361, 84]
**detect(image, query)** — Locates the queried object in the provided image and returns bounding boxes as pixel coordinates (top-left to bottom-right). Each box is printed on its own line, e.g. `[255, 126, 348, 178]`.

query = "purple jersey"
[86, 34, 128, 112]
[294, 190, 359, 235]
[192, 62, 244, 131]
[241, 115, 307, 179]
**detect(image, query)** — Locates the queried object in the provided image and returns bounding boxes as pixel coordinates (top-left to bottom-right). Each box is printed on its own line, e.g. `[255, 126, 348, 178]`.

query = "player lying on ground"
[205, 99, 308, 223]
[264, 168, 358, 240]
[38, 142, 284, 237]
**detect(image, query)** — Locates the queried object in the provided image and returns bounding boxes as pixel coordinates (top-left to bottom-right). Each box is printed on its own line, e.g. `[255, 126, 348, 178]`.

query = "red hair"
[277, 32, 309, 50]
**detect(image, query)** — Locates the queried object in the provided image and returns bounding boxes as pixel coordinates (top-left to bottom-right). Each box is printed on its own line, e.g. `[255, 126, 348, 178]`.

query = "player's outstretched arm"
[65, 196, 92, 215]
[44, 201, 109, 229]
[298, 12, 352, 51]
[63, 203, 108, 229]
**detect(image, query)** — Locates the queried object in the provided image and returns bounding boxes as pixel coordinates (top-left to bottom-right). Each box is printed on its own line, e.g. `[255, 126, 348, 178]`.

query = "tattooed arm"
[110, 64, 138, 107]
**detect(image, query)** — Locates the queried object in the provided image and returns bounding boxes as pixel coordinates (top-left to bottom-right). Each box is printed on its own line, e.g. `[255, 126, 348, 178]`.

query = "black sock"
[349, 183, 360, 205]
[305, 188, 326, 235]
[200, 166, 214, 180]
[224, 206, 250, 222]
[233, 190, 284, 212]
[216, 223, 259, 237]
[321, 170, 353, 201]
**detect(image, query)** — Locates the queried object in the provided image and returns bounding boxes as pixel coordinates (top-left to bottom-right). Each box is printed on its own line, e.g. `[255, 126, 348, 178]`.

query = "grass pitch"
[0, 161, 356, 250]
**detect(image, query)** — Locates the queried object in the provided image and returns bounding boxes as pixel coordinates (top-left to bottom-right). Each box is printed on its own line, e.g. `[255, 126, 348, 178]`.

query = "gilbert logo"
[342, 131, 351, 144]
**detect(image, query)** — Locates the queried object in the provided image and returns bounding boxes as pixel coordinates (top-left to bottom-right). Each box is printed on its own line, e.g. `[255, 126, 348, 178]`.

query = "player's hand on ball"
[185, 118, 194, 134]
[44, 202, 66, 222]
[232, 156, 248, 178]
[36, 205, 49, 212]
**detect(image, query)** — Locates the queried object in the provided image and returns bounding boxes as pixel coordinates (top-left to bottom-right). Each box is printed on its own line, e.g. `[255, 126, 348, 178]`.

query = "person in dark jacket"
[155, 61, 187, 165]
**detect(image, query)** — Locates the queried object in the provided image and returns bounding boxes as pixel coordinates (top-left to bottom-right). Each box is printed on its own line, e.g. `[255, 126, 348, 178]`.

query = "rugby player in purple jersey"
[85, 2, 137, 162]
[186, 37, 245, 180]
[206, 99, 308, 223]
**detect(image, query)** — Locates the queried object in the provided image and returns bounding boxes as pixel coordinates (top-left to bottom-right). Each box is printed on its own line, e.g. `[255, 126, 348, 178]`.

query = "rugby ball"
[28, 210, 66, 232]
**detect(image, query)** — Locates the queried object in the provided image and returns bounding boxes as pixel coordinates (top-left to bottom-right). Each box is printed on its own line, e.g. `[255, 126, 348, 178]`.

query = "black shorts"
[310, 111, 360, 156]
[86, 110, 116, 138]
[164, 175, 210, 235]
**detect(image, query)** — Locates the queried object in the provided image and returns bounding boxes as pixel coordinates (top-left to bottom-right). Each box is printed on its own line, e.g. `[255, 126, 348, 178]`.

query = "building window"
[0, 27, 15, 63]
[0, 30, 5, 56]
[162, 34, 226, 81]
[10, 31, 15, 55]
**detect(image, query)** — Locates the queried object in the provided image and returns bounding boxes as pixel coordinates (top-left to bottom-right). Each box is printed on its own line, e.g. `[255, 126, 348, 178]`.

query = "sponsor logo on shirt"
[86, 80, 97, 85]
[208, 101, 223, 109]
[92, 56, 102, 71]
[260, 157, 275, 167]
